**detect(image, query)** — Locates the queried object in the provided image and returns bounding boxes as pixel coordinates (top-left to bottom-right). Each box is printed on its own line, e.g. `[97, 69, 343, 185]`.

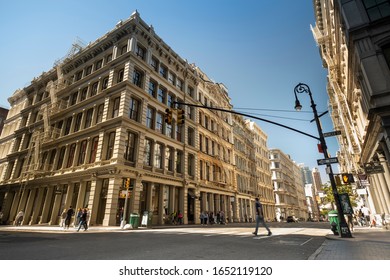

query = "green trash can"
[129, 213, 139, 229]
[328, 210, 339, 235]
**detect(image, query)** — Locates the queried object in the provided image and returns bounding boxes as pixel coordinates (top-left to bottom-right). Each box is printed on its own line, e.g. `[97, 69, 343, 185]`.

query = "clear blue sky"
[0, 0, 339, 182]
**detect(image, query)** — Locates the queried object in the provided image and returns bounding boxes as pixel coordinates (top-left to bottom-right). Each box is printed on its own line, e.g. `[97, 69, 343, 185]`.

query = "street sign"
[323, 130, 341, 137]
[364, 164, 384, 174]
[317, 157, 339, 165]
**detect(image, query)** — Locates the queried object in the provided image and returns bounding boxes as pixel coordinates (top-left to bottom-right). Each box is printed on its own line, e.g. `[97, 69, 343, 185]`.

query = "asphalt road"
[0, 222, 331, 260]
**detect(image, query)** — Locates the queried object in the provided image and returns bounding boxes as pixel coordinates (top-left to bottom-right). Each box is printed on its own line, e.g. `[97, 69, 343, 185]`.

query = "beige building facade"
[270, 149, 308, 221]
[0, 11, 274, 226]
[312, 0, 390, 215]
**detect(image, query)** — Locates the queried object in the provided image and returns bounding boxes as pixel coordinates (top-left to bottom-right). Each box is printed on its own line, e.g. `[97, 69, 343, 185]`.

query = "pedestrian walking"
[177, 210, 183, 225]
[15, 210, 24, 226]
[220, 210, 225, 225]
[77, 208, 88, 232]
[253, 197, 272, 237]
[64, 206, 74, 229]
[75, 208, 82, 227]
[60, 209, 67, 228]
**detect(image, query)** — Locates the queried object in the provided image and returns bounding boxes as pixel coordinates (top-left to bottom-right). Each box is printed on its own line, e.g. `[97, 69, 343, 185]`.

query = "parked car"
[286, 216, 298, 223]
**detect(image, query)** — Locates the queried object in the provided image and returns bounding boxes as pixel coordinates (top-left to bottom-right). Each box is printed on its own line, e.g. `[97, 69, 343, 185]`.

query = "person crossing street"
[253, 197, 272, 237]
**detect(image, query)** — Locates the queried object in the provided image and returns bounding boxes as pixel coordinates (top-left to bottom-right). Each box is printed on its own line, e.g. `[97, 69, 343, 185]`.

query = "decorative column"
[375, 172, 390, 213]
[40, 186, 54, 224]
[370, 175, 384, 214]
[130, 175, 143, 215]
[103, 176, 122, 226]
[158, 185, 165, 225]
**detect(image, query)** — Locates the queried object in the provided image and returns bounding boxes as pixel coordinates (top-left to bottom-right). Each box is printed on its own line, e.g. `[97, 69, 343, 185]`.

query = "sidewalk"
[310, 226, 390, 260]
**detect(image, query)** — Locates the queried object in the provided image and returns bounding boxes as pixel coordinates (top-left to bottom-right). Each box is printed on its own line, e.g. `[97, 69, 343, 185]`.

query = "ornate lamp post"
[294, 83, 352, 238]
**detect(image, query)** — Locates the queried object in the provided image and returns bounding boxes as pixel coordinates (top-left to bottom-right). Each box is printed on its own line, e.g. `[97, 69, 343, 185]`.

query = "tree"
[322, 181, 358, 210]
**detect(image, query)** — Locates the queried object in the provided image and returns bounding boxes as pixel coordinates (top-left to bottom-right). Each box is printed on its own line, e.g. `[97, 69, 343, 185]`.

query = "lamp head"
[294, 99, 302, 111]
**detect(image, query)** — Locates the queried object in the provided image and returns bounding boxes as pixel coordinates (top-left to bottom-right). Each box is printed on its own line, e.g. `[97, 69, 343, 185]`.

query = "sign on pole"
[317, 157, 339, 165]
[364, 163, 384, 174]
[323, 130, 341, 137]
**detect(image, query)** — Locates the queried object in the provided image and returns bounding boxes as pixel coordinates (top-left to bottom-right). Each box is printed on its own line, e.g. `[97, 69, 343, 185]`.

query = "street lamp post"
[294, 83, 352, 238]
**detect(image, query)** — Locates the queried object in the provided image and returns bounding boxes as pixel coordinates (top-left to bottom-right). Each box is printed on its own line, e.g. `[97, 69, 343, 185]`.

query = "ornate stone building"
[0, 11, 274, 226]
[312, 0, 390, 215]
[246, 120, 275, 222]
[270, 149, 308, 221]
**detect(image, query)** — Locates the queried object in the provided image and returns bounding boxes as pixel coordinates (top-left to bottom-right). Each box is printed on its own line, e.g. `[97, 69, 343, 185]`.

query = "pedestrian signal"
[342, 173, 354, 184]
[164, 108, 173, 125]
[177, 108, 185, 125]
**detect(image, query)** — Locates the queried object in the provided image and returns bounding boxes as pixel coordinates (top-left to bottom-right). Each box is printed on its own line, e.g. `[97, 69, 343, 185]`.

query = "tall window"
[120, 44, 128, 55]
[144, 139, 152, 166]
[91, 82, 99, 96]
[84, 108, 93, 128]
[102, 77, 109, 90]
[80, 87, 88, 101]
[56, 147, 66, 170]
[124, 131, 137, 162]
[154, 143, 163, 169]
[85, 65, 92, 76]
[157, 87, 166, 103]
[176, 125, 182, 142]
[96, 104, 104, 124]
[75, 71, 83, 81]
[129, 97, 140, 121]
[89, 137, 99, 163]
[166, 147, 174, 171]
[117, 69, 124, 83]
[199, 160, 204, 180]
[159, 64, 167, 78]
[48, 149, 56, 170]
[176, 78, 183, 91]
[106, 53, 112, 63]
[165, 123, 173, 138]
[176, 150, 183, 173]
[64, 117, 72, 135]
[188, 127, 195, 147]
[112, 97, 120, 118]
[105, 132, 116, 160]
[67, 143, 76, 168]
[187, 86, 194, 98]
[168, 72, 175, 85]
[151, 56, 158, 71]
[133, 69, 143, 88]
[156, 112, 163, 134]
[95, 59, 103, 70]
[136, 44, 145, 60]
[74, 113, 83, 132]
[167, 93, 175, 108]
[146, 107, 155, 129]
[148, 80, 157, 98]
[70, 92, 78, 106]
[78, 140, 87, 166]
[188, 154, 195, 176]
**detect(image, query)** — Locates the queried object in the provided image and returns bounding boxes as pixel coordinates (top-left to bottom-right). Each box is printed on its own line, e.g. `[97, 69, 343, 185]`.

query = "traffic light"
[177, 108, 185, 125]
[125, 178, 131, 189]
[342, 173, 354, 184]
[164, 108, 173, 125]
